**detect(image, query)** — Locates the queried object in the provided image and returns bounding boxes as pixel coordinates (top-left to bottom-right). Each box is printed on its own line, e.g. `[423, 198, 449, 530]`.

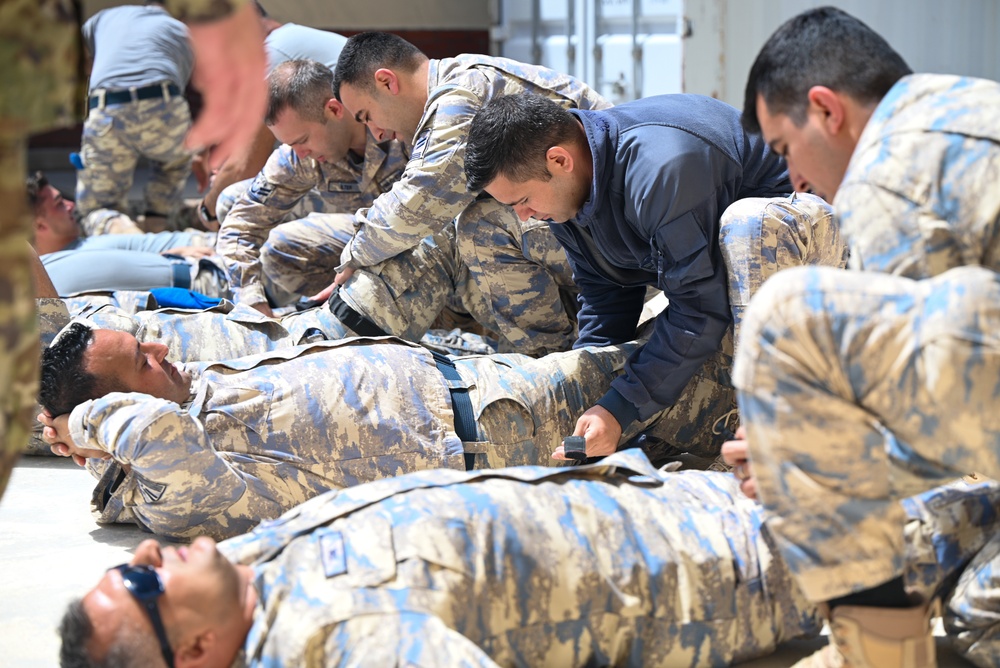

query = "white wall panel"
[684, 0, 1000, 107]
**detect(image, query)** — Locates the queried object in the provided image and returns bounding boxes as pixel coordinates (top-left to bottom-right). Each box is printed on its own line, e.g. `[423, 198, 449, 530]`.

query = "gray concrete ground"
[0, 455, 975, 667]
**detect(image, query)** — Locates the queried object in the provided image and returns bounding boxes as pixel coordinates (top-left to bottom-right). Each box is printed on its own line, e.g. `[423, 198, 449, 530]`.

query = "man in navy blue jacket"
[466, 93, 845, 458]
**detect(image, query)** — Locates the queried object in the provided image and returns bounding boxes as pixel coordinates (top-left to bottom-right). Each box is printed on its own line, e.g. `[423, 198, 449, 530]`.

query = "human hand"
[721, 426, 757, 500]
[38, 412, 110, 466]
[552, 405, 622, 460]
[162, 245, 216, 259]
[249, 301, 274, 318]
[333, 267, 356, 287]
[185, 3, 267, 169]
[308, 281, 338, 303]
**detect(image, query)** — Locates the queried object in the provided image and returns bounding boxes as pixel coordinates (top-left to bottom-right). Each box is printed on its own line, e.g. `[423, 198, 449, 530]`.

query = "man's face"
[270, 105, 353, 164]
[484, 168, 589, 224]
[36, 184, 79, 239]
[338, 80, 423, 145]
[82, 537, 255, 663]
[84, 330, 192, 404]
[755, 94, 854, 201]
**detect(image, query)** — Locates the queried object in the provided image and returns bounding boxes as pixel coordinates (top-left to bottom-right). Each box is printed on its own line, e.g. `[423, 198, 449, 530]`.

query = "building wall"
[684, 0, 1000, 107]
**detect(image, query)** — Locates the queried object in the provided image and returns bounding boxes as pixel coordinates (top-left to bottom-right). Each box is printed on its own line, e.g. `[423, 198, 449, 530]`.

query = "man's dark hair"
[26, 171, 50, 210]
[41, 323, 114, 417]
[264, 59, 334, 126]
[60, 598, 164, 668]
[332, 32, 426, 100]
[465, 94, 582, 192]
[742, 6, 911, 133]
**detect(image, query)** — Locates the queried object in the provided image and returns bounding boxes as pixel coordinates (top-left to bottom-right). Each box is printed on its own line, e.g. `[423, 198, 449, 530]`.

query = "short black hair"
[40, 323, 111, 417]
[332, 32, 426, 100]
[26, 171, 50, 210]
[265, 60, 334, 126]
[742, 6, 911, 133]
[465, 94, 582, 192]
[59, 597, 165, 668]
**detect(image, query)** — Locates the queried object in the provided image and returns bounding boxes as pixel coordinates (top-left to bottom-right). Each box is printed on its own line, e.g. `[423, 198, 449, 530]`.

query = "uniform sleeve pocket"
[654, 211, 715, 291]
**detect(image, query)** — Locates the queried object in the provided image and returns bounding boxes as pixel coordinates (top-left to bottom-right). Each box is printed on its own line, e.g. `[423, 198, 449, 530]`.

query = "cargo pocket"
[654, 211, 715, 292]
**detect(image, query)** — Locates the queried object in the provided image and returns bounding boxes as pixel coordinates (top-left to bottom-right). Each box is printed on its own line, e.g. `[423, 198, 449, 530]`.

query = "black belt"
[328, 290, 388, 337]
[88, 83, 181, 110]
[431, 351, 478, 471]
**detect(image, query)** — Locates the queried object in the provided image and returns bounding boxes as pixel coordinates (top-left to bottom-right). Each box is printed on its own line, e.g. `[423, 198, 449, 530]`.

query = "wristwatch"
[198, 201, 218, 225]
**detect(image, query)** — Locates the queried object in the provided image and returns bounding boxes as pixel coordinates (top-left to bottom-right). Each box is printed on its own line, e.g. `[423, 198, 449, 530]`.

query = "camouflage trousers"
[457, 197, 579, 356]
[454, 336, 741, 467]
[75, 94, 192, 218]
[719, 192, 846, 342]
[261, 213, 356, 298]
[734, 264, 1000, 602]
[0, 135, 39, 495]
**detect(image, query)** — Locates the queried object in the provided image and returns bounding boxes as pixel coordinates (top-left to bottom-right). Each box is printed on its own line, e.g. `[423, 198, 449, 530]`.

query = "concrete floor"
[0, 455, 975, 667]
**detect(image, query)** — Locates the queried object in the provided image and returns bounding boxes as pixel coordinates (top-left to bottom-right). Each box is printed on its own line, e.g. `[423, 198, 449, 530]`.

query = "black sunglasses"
[112, 564, 174, 667]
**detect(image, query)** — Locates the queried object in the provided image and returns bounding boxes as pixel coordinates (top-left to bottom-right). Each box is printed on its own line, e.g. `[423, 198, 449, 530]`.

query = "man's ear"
[174, 630, 220, 668]
[545, 145, 575, 175]
[373, 68, 400, 95]
[806, 85, 846, 135]
[324, 97, 345, 120]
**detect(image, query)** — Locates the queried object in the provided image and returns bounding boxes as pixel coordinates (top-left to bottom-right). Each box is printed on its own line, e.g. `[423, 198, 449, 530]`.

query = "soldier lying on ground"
[28, 172, 226, 297]
[38, 324, 728, 540]
[58, 449, 1000, 667]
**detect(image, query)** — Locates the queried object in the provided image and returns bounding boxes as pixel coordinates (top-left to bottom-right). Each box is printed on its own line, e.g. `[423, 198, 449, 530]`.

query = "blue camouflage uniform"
[736, 73, 1000, 605]
[222, 450, 822, 667]
[68, 336, 677, 540]
[219, 450, 1000, 667]
[836, 74, 1000, 278]
[216, 137, 407, 305]
[340, 55, 612, 356]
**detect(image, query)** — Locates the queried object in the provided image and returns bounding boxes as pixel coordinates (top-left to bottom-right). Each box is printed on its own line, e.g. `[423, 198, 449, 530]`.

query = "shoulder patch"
[247, 175, 276, 204]
[410, 129, 430, 162]
[134, 474, 167, 504]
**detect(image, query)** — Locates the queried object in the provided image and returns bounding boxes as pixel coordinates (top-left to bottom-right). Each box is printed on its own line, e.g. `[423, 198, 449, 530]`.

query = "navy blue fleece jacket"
[550, 95, 790, 429]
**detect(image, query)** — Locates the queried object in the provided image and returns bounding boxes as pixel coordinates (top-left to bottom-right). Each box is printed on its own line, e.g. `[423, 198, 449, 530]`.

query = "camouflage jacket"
[218, 137, 408, 305]
[0, 0, 245, 137]
[70, 337, 463, 540]
[340, 54, 611, 269]
[219, 451, 1000, 667]
[837, 73, 1000, 277]
[222, 450, 821, 667]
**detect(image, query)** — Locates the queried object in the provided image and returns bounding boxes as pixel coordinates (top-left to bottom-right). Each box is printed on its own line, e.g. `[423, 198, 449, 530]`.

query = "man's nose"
[514, 205, 534, 222]
[131, 539, 163, 567]
[292, 145, 310, 159]
[141, 342, 170, 362]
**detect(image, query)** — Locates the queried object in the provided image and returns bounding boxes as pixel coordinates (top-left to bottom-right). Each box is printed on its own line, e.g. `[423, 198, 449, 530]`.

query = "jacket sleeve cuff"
[596, 388, 641, 432]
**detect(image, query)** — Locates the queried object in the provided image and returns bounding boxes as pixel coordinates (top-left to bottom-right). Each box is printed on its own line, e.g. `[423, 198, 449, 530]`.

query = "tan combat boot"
[793, 601, 938, 668]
